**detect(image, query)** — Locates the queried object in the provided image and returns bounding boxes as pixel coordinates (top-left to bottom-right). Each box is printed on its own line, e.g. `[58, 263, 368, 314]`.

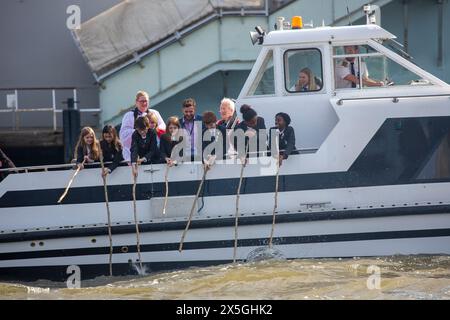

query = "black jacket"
[131, 129, 160, 164]
[234, 116, 266, 158]
[100, 140, 124, 172]
[159, 133, 183, 161]
[76, 144, 100, 165]
[217, 111, 239, 130]
[202, 126, 227, 160]
[269, 126, 298, 159]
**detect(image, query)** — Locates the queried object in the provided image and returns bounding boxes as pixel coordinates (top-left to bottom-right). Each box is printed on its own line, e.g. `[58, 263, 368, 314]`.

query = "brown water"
[1, 255, 450, 300]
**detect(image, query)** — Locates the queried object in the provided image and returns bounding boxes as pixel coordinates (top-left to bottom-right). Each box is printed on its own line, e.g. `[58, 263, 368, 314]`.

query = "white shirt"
[335, 59, 369, 89]
[119, 108, 166, 162]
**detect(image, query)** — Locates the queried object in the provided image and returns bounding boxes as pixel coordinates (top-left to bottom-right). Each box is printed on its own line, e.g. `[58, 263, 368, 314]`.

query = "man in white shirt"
[119, 91, 166, 162]
[335, 45, 384, 89]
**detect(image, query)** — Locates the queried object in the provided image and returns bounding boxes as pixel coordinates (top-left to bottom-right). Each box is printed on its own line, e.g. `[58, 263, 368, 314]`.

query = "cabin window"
[247, 50, 275, 96]
[284, 49, 323, 93]
[333, 44, 433, 90]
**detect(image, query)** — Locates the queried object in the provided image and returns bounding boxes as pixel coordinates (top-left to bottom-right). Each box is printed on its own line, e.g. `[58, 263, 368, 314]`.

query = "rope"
[233, 144, 249, 263]
[269, 130, 281, 248]
[269, 157, 280, 248]
[57, 159, 86, 204]
[162, 165, 170, 215]
[179, 164, 209, 252]
[100, 156, 113, 276]
[132, 162, 143, 270]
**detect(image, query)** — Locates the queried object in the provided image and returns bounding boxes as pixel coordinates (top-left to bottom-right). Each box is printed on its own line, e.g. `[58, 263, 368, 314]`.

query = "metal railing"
[0, 87, 101, 131]
[0, 148, 318, 174]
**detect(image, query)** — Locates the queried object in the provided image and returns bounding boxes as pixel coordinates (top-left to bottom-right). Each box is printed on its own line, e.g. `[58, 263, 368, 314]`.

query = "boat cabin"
[237, 21, 450, 155]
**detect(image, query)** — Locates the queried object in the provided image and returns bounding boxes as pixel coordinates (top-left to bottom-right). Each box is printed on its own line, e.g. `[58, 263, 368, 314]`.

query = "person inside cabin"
[217, 98, 239, 129]
[292, 68, 321, 92]
[147, 112, 166, 147]
[119, 91, 166, 163]
[74, 127, 101, 170]
[202, 111, 226, 161]
[335, 45, 384, 89]
[100, 125, 124, 176]
[131, 116, 160, 177]
[160, 116, 184, 166]
[269, 112, 298, 166]
[180, 98, 204, 161]
[234, 104, 266, 160]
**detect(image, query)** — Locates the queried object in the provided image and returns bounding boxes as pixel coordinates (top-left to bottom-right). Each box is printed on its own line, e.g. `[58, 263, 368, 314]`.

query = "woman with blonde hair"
[147, 112, 166, 139]
[295, 68, 319, 92]
[74, 127, 100, 170]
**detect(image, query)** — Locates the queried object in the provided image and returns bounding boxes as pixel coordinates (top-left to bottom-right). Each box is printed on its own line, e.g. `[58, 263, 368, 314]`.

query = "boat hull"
[1, 204, 449, 282]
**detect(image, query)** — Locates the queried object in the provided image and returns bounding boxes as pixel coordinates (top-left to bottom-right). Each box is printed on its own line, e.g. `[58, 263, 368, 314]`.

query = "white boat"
[1, 12, 450, 282]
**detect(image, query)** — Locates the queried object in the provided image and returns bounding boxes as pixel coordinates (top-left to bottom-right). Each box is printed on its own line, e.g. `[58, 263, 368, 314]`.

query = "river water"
[1, 255, 450, 300]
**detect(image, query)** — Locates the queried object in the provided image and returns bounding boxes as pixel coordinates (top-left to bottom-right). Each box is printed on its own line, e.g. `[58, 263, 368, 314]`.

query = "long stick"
[100, 157, 113, 276]
[0, 148, 16, 168]
[162, 165, 170, 215]
[179, 165, 209, 252]
[132, 163, 143, 270]
[57, 159, 86, 204]
[269, 158, 280, 248]
[233, 144, 249, 263]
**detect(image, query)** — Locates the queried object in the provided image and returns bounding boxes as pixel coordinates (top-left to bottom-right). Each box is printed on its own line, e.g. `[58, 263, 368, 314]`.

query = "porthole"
[91, 238, 97, 244]
[30, 242, 36, 247]
[121, 246, 129, 253]
[38, 242, 44, 246]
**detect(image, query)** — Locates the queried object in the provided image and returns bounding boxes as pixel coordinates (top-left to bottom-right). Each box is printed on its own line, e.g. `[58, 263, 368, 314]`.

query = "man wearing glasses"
[119, 91, 166, 163]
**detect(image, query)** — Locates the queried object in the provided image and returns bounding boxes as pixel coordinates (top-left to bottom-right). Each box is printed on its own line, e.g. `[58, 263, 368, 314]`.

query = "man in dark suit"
[180, 98, 204, 161]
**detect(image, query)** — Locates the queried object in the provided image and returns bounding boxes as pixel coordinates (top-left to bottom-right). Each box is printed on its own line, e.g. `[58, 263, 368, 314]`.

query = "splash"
[246, 246, 286, 263]
[132, 262, 150, 276]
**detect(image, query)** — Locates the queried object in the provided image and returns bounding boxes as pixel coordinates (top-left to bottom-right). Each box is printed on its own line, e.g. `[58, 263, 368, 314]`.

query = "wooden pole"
[132, 162, 144, 270]
[233, 144, 249, 263]
[100, 157, 113, 276]
[269, 129, 281, 248]
[179, 164, 209, 252]
[0, 148, 16, 169]
[162, 165, 170, 215]
[269, 158, 280, 248]
[57, 159, 86, 204]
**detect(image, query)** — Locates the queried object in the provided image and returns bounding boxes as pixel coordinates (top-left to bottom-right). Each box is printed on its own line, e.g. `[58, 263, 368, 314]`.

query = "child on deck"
[234, 104, 266, 160]
[131, 116, 160, 177]
[202, 111, 226, 161]
[160, 117, 183, 167]
[269, 112, 298, 166]
[74, 127, 100, 170]
[100, 125, 124, 176]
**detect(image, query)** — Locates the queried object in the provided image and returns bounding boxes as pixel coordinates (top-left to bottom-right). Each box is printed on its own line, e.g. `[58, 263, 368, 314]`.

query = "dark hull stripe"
[1, 204, 450, 243]
[0, 174, 447, 209]
[0, 260, 231, 283]
[1, 228, 450, 262]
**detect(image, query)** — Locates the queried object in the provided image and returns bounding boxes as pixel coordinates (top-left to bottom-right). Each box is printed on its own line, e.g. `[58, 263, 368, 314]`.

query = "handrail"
[0, 87, 100, 130]
[0, 148, 318, 174]
[0, 86, 97, 91]
[336, 93, 450, 105]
